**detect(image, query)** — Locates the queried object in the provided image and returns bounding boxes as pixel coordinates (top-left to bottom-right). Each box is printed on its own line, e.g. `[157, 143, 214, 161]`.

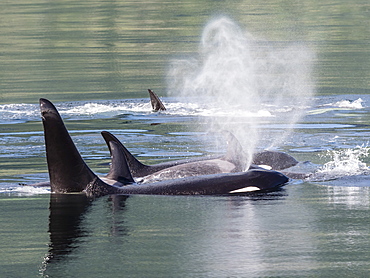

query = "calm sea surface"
[1, 1, 369, 277]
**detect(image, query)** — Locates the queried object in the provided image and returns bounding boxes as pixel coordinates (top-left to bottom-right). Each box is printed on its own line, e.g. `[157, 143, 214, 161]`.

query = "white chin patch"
[258, 164, 272, 170]
[229, 186, 261, 193]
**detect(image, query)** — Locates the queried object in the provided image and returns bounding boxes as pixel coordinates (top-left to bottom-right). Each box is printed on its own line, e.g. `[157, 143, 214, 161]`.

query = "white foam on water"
[63, 100, 153, 117]
[0, 103, 39, 122]
[333, 98, 364, 109]
[0, 96, 278, 124]
[321, 98, 365, 109]
[0, 184, 50, 196]
[310, 145, 370, 181]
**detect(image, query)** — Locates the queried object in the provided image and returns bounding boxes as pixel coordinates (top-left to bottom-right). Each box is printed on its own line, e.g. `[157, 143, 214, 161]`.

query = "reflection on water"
[326, 185, 370, 208]
[0, 0, 369, 277]
[37, 188, 370, 277]
[105, 195, 130, 238]
[41, 194, 129, 275]
[45, 194, 93, 263]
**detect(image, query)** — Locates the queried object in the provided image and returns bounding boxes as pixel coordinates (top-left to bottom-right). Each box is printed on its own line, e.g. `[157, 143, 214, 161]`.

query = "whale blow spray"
[167, 17, 315, 168]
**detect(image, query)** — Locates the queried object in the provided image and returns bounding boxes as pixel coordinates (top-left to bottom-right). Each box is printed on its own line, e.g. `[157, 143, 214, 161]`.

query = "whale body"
[39, 98, 288, 196]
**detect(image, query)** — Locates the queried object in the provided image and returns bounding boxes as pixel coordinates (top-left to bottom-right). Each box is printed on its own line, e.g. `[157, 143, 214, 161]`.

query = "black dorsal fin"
[40, 98, 98, 193]
[105, 141, 135, 184]
[148, 89, 166, 111]
[101, 131, 150, 177]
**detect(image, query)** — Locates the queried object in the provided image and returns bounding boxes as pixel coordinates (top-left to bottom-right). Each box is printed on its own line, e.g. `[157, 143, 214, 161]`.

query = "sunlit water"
[1, 0, 369, 277]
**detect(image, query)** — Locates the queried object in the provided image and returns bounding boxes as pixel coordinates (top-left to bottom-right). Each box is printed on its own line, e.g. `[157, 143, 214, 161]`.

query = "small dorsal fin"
[105, 141, 135, 184]
[223, 132, 247, 171]
[101, 131, 149, 177]
[148, 89, 166, 111]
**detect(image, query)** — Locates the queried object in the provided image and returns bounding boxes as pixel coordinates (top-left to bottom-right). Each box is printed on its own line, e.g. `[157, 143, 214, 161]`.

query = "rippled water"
[1, 0, 369, 277]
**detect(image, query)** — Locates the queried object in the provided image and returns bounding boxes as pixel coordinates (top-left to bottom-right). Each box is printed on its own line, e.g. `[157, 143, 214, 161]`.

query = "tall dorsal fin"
[40, 98, 98, 193]
[101, 131, 150, 176]
[105, 141, 135, 184]
[148, 89, 166, 111]
[223, 132, 247, 171]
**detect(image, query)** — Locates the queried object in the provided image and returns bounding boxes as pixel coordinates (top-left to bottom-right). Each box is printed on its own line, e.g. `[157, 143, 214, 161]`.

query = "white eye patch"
[229, 186, 261, 193]
[258, 164, 272, 170]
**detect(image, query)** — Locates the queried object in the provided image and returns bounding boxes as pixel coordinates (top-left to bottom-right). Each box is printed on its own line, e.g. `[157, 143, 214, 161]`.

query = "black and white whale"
[101, 131, 299, 180]
[101, 131, 247, 182]
[39, 98, 288, 196]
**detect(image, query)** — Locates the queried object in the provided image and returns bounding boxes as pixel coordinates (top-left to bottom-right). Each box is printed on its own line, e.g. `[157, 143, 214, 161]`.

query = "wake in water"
[331, 98, 364, 109]
[167, 16, 315, 168]
[0, 184, 50, 196]
[324, 98, 364, 109]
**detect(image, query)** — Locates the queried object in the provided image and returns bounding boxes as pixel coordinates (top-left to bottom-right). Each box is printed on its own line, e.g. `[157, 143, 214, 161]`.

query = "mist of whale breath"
[167, 17, 315, 169]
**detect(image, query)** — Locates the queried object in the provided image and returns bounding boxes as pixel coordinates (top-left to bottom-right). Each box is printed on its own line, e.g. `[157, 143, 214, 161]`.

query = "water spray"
[167, 16, 315, 169]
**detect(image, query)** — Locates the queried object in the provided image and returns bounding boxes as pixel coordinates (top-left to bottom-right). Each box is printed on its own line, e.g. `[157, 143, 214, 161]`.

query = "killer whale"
[103, 131, 245, 183]
[148, 89, 166, 111]
[101, 131, 298, 180]
[89, 140, 289, 197]
[101, 130, 247, 181]
[252, 150, 298, 170]
[39, 98, 288, 196]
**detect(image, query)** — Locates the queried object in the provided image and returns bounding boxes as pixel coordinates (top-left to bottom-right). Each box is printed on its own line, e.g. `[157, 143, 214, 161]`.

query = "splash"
[330, 98, 364, 109]
[312, 146, 370, 181]
[167, 17, 315, 168]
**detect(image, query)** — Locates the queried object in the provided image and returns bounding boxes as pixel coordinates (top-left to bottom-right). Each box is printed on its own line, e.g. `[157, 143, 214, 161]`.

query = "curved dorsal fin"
[101, 131, 150, 177]
[223, 132, 247, 171]
[40, 98, 98, 193]
[148, 89, 166, 111]
[105, 141, 135, 184]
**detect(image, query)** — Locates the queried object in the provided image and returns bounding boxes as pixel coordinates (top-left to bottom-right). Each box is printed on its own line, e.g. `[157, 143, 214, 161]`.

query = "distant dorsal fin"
[105, 141, 135, 184]
[148, 89, 166, 111]
[223, 132, 247, 171]
[101, 131, 150, 177]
